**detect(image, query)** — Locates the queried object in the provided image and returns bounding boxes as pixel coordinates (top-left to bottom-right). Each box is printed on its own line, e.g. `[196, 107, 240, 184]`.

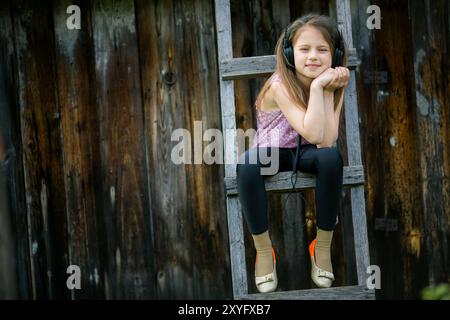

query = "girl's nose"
[308, 49, 319, 60]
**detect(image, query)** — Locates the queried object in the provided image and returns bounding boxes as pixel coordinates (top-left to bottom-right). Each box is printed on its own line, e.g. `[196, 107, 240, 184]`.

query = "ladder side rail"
[336, 0, 371, 285]
[214, 0, 248, 298]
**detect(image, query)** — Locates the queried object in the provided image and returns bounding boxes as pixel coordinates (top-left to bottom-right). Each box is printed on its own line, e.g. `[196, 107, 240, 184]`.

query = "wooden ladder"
[214, 0, 375, 300]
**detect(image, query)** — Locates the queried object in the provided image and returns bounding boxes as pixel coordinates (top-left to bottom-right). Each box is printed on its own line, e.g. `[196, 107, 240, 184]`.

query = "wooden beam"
[214, 0, 247, 299]
[336, 0, 371, 286]
[221, 55, 275, 80]
[239, 285, 375, 300]
[225, 165, 364, 195]
[215, 0, 238, 178]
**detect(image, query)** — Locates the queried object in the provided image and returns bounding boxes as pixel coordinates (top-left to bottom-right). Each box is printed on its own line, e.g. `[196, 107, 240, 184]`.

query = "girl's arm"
[302, 67, 338, 144]
[316, 90, 338, 148]
[316, 67, 349, 147]
[272, 79, 331, 145]
[304, 84, 326, 143]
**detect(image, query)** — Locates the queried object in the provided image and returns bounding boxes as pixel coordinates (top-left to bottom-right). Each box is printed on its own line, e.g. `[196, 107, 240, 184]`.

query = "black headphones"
[283, 25, 345, 70]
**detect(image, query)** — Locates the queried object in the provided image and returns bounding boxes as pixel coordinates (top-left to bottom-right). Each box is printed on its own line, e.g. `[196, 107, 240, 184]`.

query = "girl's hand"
[311, 68, 335, 89]
[324, 67, 350, 91]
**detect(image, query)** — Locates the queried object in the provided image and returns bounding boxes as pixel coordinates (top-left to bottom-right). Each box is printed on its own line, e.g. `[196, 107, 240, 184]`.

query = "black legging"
[236, 144, 343, 235]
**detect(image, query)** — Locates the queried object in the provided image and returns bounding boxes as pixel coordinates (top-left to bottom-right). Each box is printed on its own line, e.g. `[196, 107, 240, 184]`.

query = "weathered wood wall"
[0, 0, 230, 299]
[350, 0, 449, 298]
[0, 0, 448, 299]
[351, 0, 426, 299]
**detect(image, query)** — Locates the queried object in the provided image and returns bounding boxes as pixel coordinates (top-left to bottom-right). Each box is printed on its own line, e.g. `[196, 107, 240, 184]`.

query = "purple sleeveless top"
[251, 74, 310, 148]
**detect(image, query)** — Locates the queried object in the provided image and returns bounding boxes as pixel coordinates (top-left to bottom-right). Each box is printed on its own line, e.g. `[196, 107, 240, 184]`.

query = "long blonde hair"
[256, 14, 348, 111]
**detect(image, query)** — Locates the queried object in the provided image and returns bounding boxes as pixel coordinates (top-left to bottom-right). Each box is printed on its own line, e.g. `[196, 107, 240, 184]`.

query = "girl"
[236, 14, 350, 293]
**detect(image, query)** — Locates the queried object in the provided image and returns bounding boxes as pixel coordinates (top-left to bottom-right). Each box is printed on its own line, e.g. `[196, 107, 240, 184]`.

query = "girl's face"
[292, 26, 333, 84]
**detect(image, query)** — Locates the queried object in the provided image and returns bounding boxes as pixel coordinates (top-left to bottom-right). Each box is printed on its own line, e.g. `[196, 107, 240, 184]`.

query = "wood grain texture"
[240, 285, 375, 300]
[138, 0, 230, 298]
[0, 0, 27, 299]
[0, 61, 18, 298]
[226, 195, 247, 298]
[409, 0, 449, 288]
[173, 0, 230, 299]
[355, 0, 430, 298]
[1, 0, 448, 300]
[53, 0, 105, 299]
[225, 165, 365, 195]
[220, 50, 359, 80]
[91, 0, 153, 299]
[12, 0, 68, 299]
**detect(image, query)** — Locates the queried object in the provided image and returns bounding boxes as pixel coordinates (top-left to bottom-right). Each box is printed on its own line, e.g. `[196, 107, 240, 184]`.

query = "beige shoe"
[255, 248, 278, 293]
[309, 239, 335, 288]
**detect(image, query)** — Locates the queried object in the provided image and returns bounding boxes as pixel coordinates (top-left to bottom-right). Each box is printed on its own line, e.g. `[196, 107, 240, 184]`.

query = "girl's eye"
[300, 48, 309, 52]
[319, 49, 328, 52]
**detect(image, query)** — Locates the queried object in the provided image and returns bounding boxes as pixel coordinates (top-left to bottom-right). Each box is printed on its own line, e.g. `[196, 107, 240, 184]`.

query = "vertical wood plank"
[356, 0, 426, 298]
[12, 0, 68, 299]
[409, 0, 449, 287]
[0, 140, 17, 299]
[0, 38, 18, 298]
[0, 0, 29, 299]
[53, 0, 105, 299]
[91, 0, 153, 299]
[134, 0, 195, 299]
[290, 0, 330, 20]
[173, 0, 231, 299]
[137, 0, 230, 299]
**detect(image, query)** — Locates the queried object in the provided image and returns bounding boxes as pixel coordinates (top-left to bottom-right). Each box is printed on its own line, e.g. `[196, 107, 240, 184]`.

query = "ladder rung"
[224, 165, 364, 195]
[221, 55, 275, 80]
[220, 49, 360, 80]
[237, 285, 375, 300]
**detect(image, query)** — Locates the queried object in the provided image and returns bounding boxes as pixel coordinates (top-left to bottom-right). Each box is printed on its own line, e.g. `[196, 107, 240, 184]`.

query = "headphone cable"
[282, 135, 307, 225]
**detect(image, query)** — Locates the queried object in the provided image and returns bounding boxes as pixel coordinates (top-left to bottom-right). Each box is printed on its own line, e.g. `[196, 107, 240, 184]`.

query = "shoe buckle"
[318, 269, 335, 280]
[256, 274, 274, 286]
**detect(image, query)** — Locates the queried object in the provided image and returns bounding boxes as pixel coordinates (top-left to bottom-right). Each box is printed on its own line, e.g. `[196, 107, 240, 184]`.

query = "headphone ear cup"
[332, 48, 344, 68]
[284, 46, 295, 70]
[283, 27, 295, 70]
